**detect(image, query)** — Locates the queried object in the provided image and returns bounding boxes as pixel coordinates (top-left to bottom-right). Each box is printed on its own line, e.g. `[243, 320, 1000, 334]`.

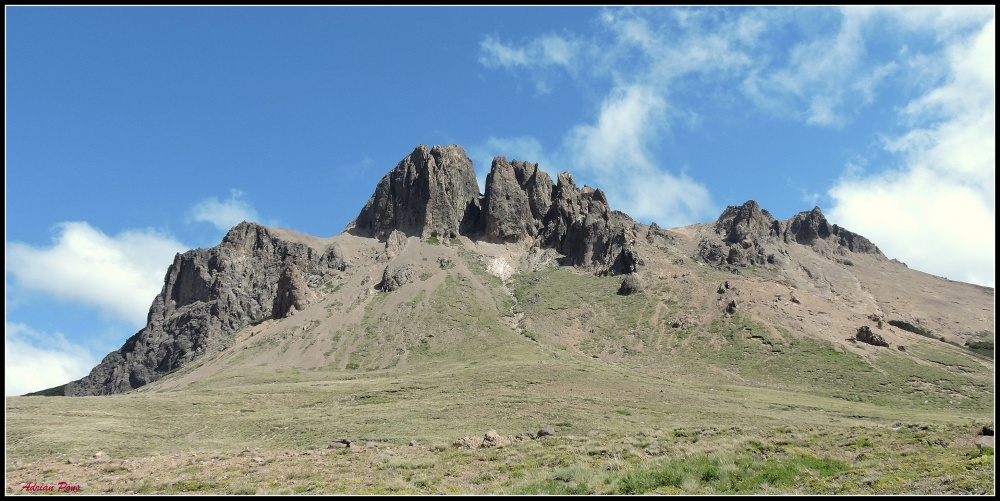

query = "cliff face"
[348, 144, 482, 241]
[698, 200, 883, 269]
[349, 146, 639, 275]
[64, 144, 887, 396]
[64, 222, 338, 396]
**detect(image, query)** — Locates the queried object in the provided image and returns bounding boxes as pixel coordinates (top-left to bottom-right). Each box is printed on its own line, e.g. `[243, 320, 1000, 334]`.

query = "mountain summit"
[58, 144, 992, 397]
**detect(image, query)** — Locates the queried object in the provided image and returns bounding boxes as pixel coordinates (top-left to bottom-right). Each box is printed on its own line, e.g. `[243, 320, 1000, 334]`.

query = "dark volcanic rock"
[348, 144, 482, 240]
[645, 222, 671, 245]
[377, 265, 413, 292]
[783, 207, 882, 256]
[64, 222, 333, 396]
[618, 274, 643, 296]
[482, 157, 554, 243]
[700, 201, 883, 269]
[351, 146, 640, 275]
[542, 173, 639, 275]
[855, 325, 889, 347]
[715, 200, 781, 245]
[784, 206, 832, 245]
[701, 200, 779, 267]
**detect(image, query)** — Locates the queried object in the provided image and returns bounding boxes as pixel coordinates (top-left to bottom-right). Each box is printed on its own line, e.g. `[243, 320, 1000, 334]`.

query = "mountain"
[10, 144, 995, 495]
[57, 144, 992, 398]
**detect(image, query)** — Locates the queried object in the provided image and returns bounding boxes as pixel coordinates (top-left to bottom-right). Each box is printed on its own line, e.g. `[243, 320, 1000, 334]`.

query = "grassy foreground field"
[5, 353, 994, 494]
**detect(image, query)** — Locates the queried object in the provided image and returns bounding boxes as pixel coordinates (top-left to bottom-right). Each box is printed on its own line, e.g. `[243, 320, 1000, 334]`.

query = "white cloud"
[6, 222, 187, 326]
[742, 7, 877, 127]
[565, 84, 665, 172]
[188, 189, 259, 231]
[5, 323, 99, 396]
[564, 84, 714, 227]
[829, 18, 995, 287]
[478, 33, 581, 71]
[479, 35, 528, 68]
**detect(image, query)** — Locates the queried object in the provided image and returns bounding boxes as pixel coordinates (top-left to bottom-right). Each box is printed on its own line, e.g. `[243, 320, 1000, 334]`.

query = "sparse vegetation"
[5, 222, 993, 495]
[888, 320, 933, 337]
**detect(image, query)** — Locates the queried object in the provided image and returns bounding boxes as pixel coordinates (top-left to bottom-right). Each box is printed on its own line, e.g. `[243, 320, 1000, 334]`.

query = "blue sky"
[5, 6, 995, 395]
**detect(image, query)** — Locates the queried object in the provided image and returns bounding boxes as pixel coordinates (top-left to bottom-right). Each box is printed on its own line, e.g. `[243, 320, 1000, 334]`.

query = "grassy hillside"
[5, 239, 994, 494]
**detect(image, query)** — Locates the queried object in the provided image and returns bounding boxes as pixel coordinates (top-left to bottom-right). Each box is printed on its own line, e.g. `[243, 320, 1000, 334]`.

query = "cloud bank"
[5, 323, 99, 396]
[829, 17, 995, 286]
[6, 222, 187, 326]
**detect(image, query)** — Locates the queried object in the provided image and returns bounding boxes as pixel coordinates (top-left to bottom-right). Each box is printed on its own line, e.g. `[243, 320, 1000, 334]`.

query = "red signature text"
[20, 482, 81, 492]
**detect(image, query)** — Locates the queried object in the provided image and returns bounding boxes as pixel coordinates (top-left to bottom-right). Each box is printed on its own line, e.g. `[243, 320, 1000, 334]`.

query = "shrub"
[887, 320, 933, 337]
[965, 340, 994, 358]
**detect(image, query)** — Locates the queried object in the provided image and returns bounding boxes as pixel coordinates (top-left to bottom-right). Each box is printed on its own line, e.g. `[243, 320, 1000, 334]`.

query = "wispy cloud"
[829, 17, 995, 286]
[188, 189, 259, 231]
[563, 84, 714, 227]
[4, 323, 99, 396]
[479, 33, 582, 71]
[6, 222, 186, 326]
[477, 6, 994, 286]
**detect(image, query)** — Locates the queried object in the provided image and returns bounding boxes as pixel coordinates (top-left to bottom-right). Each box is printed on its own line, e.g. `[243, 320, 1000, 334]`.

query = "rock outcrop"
[377, 264, 413, 292]
[482, 157, 553, 243]
[350, 146, 640, 275]
[348, 144, 482, 241]
[272, 263, 312, 319]
[64, 222, 336, 396]
[700, 201, 883, 268]
[855, 325, 889, 347]
[785, 207, 881, 254]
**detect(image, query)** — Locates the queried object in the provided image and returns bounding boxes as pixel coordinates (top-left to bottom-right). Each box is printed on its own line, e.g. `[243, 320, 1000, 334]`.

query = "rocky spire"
[482, 157, 553, 243]
[347, 144, 482, 240]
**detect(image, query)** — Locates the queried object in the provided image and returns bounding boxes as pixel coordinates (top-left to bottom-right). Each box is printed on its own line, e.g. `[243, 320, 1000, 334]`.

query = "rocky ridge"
[350, 146, 639, 275]
[62, 144, 892, 396]
[697, 200, 883, 270]
[64, 223, 343, 396]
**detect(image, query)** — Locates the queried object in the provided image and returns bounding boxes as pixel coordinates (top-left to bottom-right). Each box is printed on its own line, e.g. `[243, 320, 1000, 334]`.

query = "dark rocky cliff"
[64, 145, 882, 396]
[698, 200, 883, 269]
[64, 222, 338, 396]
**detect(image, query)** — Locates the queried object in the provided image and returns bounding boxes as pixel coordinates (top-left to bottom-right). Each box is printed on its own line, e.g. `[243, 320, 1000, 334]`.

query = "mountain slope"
[56, 144, 992, 414]
[9, 144, 994, 495]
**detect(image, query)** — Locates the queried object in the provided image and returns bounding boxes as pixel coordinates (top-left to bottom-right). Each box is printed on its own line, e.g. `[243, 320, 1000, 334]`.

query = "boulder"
[618, 275, 643, 296]
[377, 265, 414, 292]
[855, 325, 889, 347]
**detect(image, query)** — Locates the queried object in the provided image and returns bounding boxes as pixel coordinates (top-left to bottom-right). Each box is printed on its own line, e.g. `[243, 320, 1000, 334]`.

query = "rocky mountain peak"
[64, 223, 337, 396]
[784, 206, 832, 245]
[348, 144, 482, 241]
[699, 200, 884, 269]
[714, 200, 780, 244]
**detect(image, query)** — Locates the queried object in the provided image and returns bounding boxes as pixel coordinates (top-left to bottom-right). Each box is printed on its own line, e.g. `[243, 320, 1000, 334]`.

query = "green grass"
[5, 251, 993, 495]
